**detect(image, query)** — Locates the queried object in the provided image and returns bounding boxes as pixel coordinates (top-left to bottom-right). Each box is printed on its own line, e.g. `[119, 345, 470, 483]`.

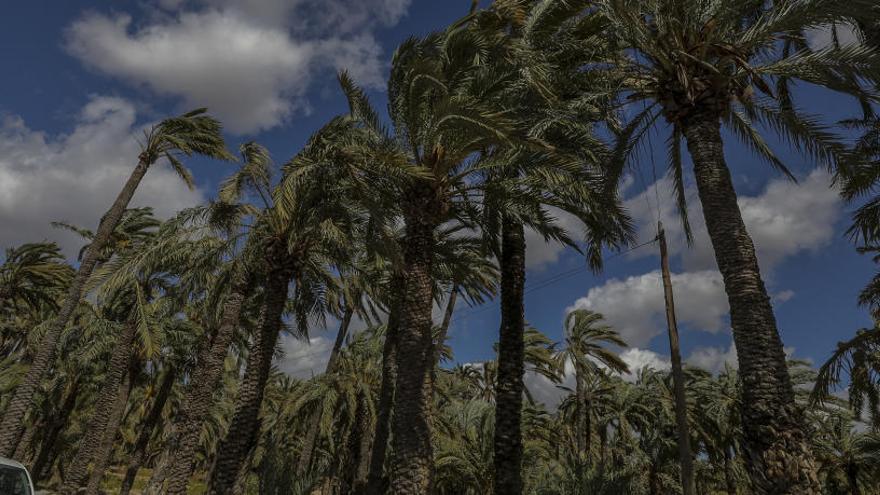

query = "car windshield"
[0, 465, 31, 495]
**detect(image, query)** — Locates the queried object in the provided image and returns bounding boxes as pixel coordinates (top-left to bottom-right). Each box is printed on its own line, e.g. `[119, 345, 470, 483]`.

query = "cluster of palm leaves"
[2, 0, 880, 494]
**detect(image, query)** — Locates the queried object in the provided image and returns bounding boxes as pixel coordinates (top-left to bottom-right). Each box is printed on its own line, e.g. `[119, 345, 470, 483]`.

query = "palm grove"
[1, 1, 880, 494]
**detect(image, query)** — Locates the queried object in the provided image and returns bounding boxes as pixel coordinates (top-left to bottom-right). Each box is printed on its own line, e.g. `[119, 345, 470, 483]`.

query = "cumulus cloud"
[568, 269, 728, 347]
[686, 344, 738, 374]
[0, 96, 204, 257]
[277, 334, 333, 378]
[619, 347, 670, 377]
[65, 0, 407, 134]
[524, 208, 584, 270]
[626, 170, 841, 272]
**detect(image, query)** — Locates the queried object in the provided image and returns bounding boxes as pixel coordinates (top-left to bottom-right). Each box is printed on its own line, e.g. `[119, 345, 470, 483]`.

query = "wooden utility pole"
[658, 222, 696, 495]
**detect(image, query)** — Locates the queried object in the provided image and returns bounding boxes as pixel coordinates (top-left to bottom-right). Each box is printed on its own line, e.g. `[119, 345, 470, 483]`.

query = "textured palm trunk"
[161, 274, 251, 495]
[341, 391, 371, 493]
[206, 269, 290, 495]
[143, 450, 171, 495]
[389, 205, 439, 494]
[846, 464, 861, 495]
[84, 368, 134, 495]
[682, 110, 820, 494]
[365, 285, 402, 495]
[494, 218, 526, 494]
[119, 367, 176, 495]
[296, 306, 355, 475]
[0, 158, 151, 456]
[352, 390, 374, 492]
[62, 319, 138, 493]
[575, 374, 585, 455]
[723, 448, 738, 495]
[12, 423, 35, 464]
[32, 377, 81, 483]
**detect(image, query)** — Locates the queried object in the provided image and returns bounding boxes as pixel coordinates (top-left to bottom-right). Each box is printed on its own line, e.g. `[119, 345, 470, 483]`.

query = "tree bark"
[575, 373, 585, 456]
[846, 464, 861, 495]
[295, 305, 355, 475]
[682, 110, 820, 494]
[494, 218, 526, 495]
[84, 368, 134, 495]
[62, 320, 138, 493]
[389, 206, 439, 494]
[0, 158, 151, 456]
[365, 286, 402, 495]
[658, 224, 696, 495]
[724, 448, 738, 495]
[161, 274, 251, 495]
[142, 450, 171, 495]
[32, 377, 81, 483]
[352, 390, 374, 492]
[119, 367, 176, 495]
[206, 269, 290, 495]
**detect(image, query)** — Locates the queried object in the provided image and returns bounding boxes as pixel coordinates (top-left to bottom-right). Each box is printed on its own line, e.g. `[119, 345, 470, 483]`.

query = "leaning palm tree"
[555, 309, 629, 461]
[570, 1, 880, 490]
[0, 108, 232, 455]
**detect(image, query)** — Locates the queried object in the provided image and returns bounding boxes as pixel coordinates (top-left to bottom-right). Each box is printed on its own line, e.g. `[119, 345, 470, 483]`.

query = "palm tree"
[570, 1, 880, 490]
[203, 123, 369, 494]
[813, 324, 880, 427]
[812, 411, 880, 495]
[0, 109, 232, 456]
[555, 309, 629, 460]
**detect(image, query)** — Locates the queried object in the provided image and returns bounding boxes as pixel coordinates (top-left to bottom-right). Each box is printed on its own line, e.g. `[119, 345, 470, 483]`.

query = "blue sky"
[0, 0, 873, 400]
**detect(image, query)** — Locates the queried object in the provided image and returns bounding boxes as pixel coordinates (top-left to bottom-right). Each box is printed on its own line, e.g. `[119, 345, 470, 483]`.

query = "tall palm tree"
[203, 122, 369, 494]
[0, 109, 232, 456]
[555, 309, 629, 459]
[571, 1, 880, 490]
[813, 324, 880, 428]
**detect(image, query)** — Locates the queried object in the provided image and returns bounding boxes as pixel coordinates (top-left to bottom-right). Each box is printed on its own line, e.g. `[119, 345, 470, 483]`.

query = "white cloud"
[626, 170, 841, 272]
[619, 347, 670, 378]
[277, 334, 333, 378]
[65, 0, 406, 134]
[568, 269, 729, 347]
[524, 208, 583, 270]
[686, 344, 738, 374]
[0, 96, 204, 257]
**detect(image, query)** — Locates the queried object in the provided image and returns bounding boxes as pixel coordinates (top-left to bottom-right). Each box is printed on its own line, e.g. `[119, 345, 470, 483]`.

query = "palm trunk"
[296, 306, 355, 475]
[846, 464, 861, 495]
[32, 377, 81, 483]
[681, 110, 820, 494]
[341, 392, 370, 494]
[13, 423, 35, 464]
[62, 319, 138, 493]
[0, 158, 151, 455]
[365, 286, 402, 495]
[84, 368, 134, 495]
[584, 395, 593, 460]
[724, 448, 738, 495]
[161, 274, 251, 495]
[494, 218, 526, 494]
[389, 207, 439, 494]
[575, 374, 585, 456]
[206, 269, 290, 495]
[353, 391, 374, 492]
[119, 367, 176, 495]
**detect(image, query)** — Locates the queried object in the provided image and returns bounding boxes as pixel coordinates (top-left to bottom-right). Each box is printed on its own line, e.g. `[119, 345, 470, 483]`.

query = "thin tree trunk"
[207, 269, 290, 495]
[682, 110, 820, 494]
[161, 274, 251, 495]
[119, 367, 176, 495]
[13, 423, 36, 464]
[365, 286, 402, 495]
[0, 159, 151, 455]
[352, 391, 374, 492]
[658, 224, 696, 495]
[494, 218, 526, 495]
[296, 306, 355, 475]
[62, 320, 138, 493]
[340, 392, 370, 494]
[142, 450, 171, 495]
[32, 377, 81, 483]
[847, 464, 861, 495]
[389, 207, 439, 494]
[724, 448, 738, 495]
[85, 369, 134, 495]
[575, 374, 585, 456]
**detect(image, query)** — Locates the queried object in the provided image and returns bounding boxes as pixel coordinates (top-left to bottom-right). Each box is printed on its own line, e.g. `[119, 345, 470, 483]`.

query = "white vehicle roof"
[0, 457, 27, 470]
